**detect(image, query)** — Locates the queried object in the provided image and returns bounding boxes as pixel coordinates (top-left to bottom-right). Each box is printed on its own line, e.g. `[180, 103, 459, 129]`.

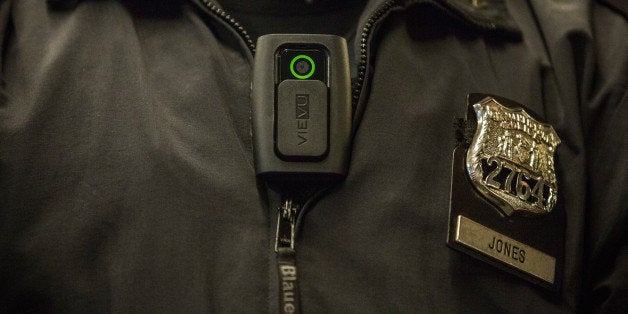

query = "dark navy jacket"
[0, 0, 626, 312]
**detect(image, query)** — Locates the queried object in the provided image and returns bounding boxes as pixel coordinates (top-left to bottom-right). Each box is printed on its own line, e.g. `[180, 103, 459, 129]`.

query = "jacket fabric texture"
[0, 0, 626, 312]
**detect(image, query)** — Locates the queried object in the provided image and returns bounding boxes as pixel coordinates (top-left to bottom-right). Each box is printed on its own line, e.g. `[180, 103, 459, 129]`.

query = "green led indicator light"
[290, 55, 316, 79]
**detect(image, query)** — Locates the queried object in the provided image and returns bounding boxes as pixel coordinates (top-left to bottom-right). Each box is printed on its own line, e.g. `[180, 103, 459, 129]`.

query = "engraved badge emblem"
[466, 97, 561, 216]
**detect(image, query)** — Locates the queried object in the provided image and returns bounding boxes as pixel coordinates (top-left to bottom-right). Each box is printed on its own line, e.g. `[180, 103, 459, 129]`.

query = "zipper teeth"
[352, 0, 398, 106]
[200, 0, 256, 54]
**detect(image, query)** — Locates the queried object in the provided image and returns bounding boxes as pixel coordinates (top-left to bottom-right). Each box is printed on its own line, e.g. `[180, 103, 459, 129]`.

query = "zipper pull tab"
[275, 198, 298, 251]
[275, 198, 301, 314]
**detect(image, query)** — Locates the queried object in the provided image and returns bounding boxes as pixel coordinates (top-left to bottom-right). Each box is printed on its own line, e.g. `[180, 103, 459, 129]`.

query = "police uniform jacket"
[0, 0, 626, 312]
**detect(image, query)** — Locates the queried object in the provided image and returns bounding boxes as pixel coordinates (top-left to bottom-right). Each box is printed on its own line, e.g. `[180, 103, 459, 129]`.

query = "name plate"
[454, 215, 556, 284]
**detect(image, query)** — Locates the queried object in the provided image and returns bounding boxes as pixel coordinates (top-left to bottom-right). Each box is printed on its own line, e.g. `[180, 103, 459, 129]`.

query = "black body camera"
[251, 34, 352, 189]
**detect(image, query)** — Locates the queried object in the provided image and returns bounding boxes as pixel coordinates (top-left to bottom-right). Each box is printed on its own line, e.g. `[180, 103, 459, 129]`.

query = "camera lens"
[290, 55, 315, 79]
[294, 60, 311, 75]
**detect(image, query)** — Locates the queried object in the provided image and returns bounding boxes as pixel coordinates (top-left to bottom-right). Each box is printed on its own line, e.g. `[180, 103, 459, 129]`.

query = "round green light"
[289, 55, 316, 79]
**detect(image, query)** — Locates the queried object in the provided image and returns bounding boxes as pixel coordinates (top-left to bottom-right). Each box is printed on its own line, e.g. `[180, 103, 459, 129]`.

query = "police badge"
[447, 94, 564, 292]
[466, 97, 561, 217]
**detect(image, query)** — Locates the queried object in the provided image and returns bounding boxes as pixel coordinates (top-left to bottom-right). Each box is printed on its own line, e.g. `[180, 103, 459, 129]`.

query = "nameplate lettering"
[454, 215, 556, 284]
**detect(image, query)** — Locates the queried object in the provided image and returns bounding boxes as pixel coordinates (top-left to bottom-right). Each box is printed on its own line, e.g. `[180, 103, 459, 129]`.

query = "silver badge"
[466, 97, 561, 216]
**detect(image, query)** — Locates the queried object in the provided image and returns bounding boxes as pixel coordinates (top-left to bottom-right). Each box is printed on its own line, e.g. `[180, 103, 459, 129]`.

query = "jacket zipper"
[352, 0, 399, 107]
[199, 0, 256, 54]
[195, 1, 517, 312]
[275, 198, 301, 313]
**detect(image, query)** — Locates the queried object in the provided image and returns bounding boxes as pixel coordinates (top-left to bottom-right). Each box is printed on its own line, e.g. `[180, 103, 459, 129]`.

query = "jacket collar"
[384, 0, 521, 38]
[410, 0, 521, 37]
[48, 0, 520, 38]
